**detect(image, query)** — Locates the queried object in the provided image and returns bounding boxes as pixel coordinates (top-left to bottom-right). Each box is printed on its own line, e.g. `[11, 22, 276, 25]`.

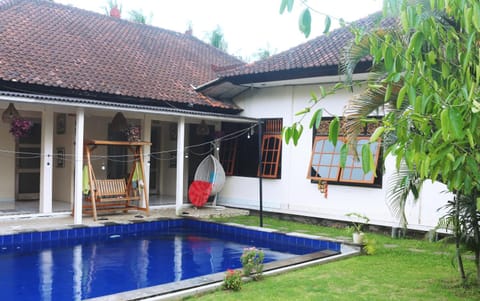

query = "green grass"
[185, 215, 480, 301]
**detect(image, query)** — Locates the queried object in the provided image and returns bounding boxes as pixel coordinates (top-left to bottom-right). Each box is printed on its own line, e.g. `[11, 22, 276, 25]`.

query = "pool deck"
[0, 206, 249, 235]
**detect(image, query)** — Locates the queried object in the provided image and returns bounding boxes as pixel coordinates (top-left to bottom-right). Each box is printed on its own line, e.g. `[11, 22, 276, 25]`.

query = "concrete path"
[0, 206, 249, 235]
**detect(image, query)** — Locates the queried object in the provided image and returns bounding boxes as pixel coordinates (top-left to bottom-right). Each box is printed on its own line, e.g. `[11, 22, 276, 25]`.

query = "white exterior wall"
[53, 114, 75, 203]
[219, 83, 450, 231]
[0, 117, 15, 203]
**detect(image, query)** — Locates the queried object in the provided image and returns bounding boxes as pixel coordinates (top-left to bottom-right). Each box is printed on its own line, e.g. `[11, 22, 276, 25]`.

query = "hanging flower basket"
[10, 118, 33, 138]
[125, 126, 141, 142]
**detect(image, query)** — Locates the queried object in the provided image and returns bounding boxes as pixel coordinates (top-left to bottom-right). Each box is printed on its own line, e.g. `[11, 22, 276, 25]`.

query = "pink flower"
[10, 118, 33, 138]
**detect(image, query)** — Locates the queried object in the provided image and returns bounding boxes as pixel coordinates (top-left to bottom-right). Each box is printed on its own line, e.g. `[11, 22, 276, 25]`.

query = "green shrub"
[241, 247, 265, 280]
[223, 269, 243, 291]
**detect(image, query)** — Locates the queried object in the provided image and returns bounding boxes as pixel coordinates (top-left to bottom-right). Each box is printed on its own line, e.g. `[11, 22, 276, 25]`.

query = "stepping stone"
[408, 248, 426, 253]
[383, 244, 399, 248]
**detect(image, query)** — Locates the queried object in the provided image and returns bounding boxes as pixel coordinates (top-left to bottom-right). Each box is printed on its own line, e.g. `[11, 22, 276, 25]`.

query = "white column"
[142, 115, 152, 205]
[175, 117, 185, 215]
[39, 108, 54, 213]
[73, 109, 84, 225]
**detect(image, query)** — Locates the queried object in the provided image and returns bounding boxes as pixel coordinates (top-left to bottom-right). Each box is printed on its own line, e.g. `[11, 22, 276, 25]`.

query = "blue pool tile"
[144, 222, 151, 231]
[97, 226, 106, 236]
[13, 234, 22, 244]
[84, 228, 93, 238]
[127, 224, 136, 233]
[59, 230, 68, 240]
[21, 232, 32, 242]
[2, 234, 13, 245]
[31, 232, 41, 242]
[76, 228, 85, 238]
[67, 229, 76, 239]
[40, 231, 51, 241]
[50, 230, 60, 241]
[91, 227, 99, 237]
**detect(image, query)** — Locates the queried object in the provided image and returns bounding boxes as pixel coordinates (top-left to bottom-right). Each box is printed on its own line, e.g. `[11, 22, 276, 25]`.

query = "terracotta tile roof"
[219, 12, 397, 80]
[0, 0, 243, 112]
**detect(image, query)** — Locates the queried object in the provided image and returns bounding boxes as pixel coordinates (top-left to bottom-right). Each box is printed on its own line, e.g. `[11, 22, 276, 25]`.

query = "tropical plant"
[346, 213, 370, 233]
[385, 161, 423, 230]
[281, 0, 480, 284]
[438, 193, 480, 284]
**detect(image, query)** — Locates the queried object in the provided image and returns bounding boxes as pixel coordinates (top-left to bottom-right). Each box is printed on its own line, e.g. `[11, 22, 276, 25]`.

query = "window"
[220, 118, 282, 178]
[219, 138, 237, 176]
[258, 119, 282, 178]
[308, 118, 382, 186]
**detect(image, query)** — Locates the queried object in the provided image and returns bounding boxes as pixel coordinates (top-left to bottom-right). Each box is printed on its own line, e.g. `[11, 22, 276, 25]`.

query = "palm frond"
[343, 78, 403, 156]
[340, 31, 372, 86]
[385, 161, 423, 228]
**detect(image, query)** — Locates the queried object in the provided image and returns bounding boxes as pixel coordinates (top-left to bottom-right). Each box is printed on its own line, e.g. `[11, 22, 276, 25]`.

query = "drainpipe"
[257, 120, 263, 227]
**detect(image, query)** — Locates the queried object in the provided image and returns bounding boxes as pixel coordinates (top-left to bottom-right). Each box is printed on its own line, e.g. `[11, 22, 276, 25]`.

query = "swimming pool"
[0, 218, 342, 300]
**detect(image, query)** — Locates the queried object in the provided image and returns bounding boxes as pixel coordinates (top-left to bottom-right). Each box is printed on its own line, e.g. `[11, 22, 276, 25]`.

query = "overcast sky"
[55, 0, 383, 61]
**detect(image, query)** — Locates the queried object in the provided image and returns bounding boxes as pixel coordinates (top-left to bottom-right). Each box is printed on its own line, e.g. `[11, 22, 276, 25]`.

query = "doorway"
[149, 125, 161, 195]
[15, 121, 41, 201]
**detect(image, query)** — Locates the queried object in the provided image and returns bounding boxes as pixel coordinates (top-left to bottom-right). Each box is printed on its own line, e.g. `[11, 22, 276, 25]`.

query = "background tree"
[103, 0, 122, 17]
[282, 0, 480, 284]
[252, 44, 277, 61]
[206, 25, 228, 52]
[128, 9, 152, 24]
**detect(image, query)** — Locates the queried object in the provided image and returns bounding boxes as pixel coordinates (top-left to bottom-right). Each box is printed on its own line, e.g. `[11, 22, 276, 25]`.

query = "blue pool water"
[0, 219, 340, 300]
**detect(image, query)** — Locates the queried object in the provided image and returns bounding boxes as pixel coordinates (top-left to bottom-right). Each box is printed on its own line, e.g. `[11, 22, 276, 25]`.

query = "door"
[149, 126, 161, 194]
[16, 122, 41, 200]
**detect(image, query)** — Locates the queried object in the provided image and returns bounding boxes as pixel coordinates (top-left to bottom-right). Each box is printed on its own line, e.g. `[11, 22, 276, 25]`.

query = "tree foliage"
[282, 0, 480, 283]
[128, 9, 151, 24]
[207, 25, 228, 51]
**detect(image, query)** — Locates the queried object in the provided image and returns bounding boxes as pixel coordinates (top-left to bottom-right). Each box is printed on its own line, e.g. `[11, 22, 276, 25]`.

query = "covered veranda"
[0, 91, 257, 224]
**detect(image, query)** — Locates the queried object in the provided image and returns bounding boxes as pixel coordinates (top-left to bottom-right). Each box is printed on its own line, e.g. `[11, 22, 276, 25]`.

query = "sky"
[55, 0, 383, 61]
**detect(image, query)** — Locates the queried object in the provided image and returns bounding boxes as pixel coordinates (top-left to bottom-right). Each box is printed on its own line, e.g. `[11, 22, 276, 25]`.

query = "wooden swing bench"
[79, 139, 151, 221]
[83, 178, 141, 214]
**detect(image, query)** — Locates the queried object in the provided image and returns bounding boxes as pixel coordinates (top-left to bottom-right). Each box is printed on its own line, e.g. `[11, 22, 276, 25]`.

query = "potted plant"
[346, 213, 370, 244]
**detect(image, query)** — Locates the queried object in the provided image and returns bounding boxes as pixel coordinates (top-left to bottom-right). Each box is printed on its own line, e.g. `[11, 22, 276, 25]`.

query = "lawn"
[186, 215, 480, 301]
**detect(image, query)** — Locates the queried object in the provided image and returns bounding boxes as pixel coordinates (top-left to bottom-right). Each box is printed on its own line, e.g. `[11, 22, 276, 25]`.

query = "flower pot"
[352, 232, 365, 244]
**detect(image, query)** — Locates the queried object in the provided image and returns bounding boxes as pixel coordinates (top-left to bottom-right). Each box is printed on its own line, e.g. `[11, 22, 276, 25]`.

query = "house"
[0, 0, 450, 231]
[200, 13, 451, 231]
[0, 0, 254, 223]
